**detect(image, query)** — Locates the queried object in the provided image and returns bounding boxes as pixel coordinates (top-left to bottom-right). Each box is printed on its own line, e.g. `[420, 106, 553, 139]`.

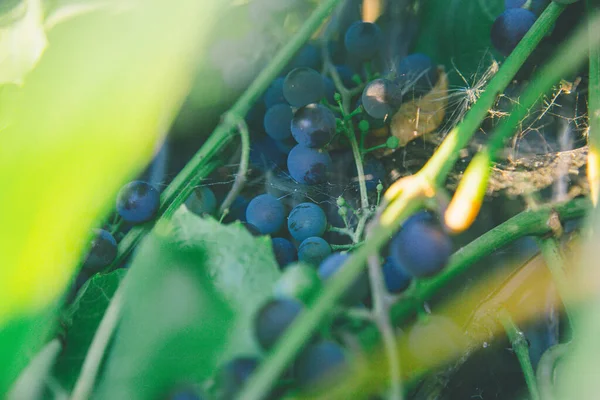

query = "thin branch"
[219, 120, 250, 216]
[498, 309, 540, 400]
[70, 282, 125, 400]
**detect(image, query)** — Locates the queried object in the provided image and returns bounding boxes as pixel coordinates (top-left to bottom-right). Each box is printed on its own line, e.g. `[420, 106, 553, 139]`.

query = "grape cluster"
[77, 16, 461, 400]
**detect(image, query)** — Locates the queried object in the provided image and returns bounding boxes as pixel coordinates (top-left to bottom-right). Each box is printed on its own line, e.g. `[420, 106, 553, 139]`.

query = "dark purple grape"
[287, 145, 332, 185]
[291, 104, 337, 148]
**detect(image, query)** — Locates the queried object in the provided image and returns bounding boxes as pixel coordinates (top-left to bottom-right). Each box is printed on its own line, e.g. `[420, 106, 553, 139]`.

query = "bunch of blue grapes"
[73, 16, 463, 398]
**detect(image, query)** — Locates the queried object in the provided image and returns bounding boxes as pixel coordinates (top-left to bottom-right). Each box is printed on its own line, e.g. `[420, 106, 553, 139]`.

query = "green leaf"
[94, 221, 237, 400]
[414, 0, 504, 86]
[53, 270, 127, 391]
[168, 207, 282, 362]
[0, 0, 226, 392]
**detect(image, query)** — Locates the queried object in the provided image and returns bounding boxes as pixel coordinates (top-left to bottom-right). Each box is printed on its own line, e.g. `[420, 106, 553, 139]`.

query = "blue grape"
[395, 53, 438, 94]
[287, 145, 332, 185]
[491, 9, 537, 56]
[382, 257, 412, 294]
[250, 137, 287, 170]
[264, 77, 287, 108]
[272, 237, 297, 268]
[298, 237, 331, 265]
[344, 21, 382, 60]
[287, 202, 327, 242]
[361, 78, 403, 119]
[246, 194, 285, 235]
[294, 340, 347, 387]
[116, 181, 160, 224]
[185, 186, 217, 216]
[390, 212, 452, 278]
[318, 252, 369, 305]
[264, 104, 294, 141]
[215, 357, 259, 400]
[254, 298, 303, 351]
[291, 104, 337, 148]
[83, 229, 117, 272]
[283, 67, 325, 107]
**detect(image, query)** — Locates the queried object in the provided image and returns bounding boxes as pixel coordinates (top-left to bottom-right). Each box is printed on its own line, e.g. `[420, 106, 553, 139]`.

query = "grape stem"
[366, 251, 403, 400]
[238, 5, 567, 399]
[535, 237, 577, 331]
[104, 0, 344, 271]
[70, 280, 125, 400]
[218, 119, 250, 216]
[498, 309, 541, 400]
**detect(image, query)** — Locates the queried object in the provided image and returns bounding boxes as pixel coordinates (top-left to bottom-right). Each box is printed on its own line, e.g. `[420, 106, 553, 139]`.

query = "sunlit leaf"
[0, 0, 226, 392]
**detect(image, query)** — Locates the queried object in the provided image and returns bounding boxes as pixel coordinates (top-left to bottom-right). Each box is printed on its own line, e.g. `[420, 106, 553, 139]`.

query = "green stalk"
[536, 237, 577, 329]
[107, 0, 344, 269]
[420, 2, 565, 185]
[498, 309, 541, 400]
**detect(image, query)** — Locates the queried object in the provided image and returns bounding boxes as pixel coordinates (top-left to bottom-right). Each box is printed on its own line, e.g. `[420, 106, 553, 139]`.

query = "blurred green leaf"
[53, 270, 127, 391]
[94, 220, 237, 400]
[0, 0, 46, 84]
[0, 0, 226, 392]
[414, 0, 503, 85]
[168, 207, 282, 362]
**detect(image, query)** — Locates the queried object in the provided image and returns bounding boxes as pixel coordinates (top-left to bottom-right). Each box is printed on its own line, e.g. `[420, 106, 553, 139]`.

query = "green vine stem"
[360, 198, 588, 349]
[587, 0, 600, 205]
[105, 0, 344, 270]
[219, 120, 250, 216]
[535, 237, 576, 329]
[419, 2, 566, 185]
[239, 6, 568, 399]
[498, 309, 541, 400]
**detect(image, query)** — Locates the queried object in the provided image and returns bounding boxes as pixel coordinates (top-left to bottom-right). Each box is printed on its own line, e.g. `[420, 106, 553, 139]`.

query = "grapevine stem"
[348, 127, 370, 211]
[366, 252, 403, 400]
[535, 237, 577, 330]
[219, 120, 250, 216]
[498, 309, 541, 400]
[359, 198, 588, 348]
[70, 280, 125, 400]
[106, 0, 343, 269]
